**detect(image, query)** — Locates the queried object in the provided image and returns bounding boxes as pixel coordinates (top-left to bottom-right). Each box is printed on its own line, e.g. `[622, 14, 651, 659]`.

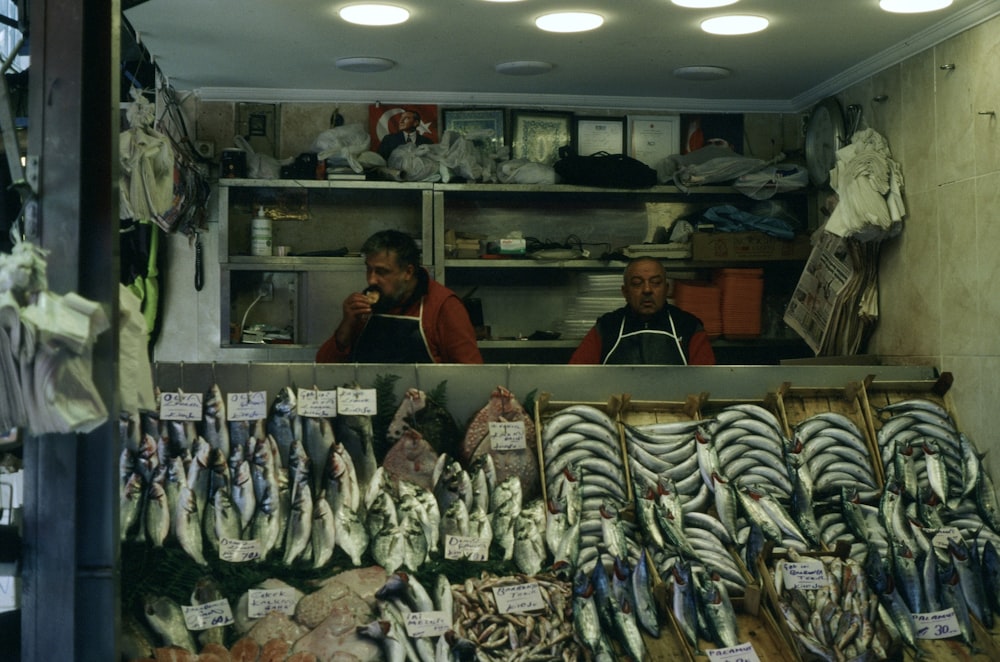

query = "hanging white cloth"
[825, 128, 905, 241]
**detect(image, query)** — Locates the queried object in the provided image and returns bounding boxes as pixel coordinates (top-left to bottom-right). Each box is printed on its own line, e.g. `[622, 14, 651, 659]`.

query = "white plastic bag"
[310, 124, 373, 173]
[233, 135, 289, 179]
[734, 164, 809, 200]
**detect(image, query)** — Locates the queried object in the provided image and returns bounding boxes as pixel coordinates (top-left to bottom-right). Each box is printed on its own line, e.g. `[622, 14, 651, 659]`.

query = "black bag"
[553, 149, 658, 188]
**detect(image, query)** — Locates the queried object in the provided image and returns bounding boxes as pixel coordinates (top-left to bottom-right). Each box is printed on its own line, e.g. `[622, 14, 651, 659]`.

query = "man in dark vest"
[316, 230, 482, 364]
[569, 256, 715, 365]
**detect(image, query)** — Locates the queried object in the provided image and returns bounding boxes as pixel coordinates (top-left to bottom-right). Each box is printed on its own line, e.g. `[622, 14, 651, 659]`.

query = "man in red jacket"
[569, 256, 715, 365]
[316, 230, 483, 364]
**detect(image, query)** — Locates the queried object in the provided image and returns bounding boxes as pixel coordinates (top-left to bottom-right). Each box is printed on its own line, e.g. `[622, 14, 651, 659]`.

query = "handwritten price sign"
[337, 387, 377, 416]
[404, 610, 451, 638]
[493, 583, 544, 613]
[182, 598, 234, 630]
[913, 609, 962, 639]
[782, 560, 827, 590]
[227, 391, 268, 421]
[444, 535, 489, 562]
[489, 421, 526, 451]
[707, 642, 759, 662]
[298, 388, 338, 418]
[248, 588, 298, 618]
[219, 537, 263, 563]
[159, 391, 203, 421]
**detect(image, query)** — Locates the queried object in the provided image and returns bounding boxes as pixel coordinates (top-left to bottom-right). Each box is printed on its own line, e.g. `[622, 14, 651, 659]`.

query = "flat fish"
[382, 428, 439, 492]
[460, 386, 540, 501]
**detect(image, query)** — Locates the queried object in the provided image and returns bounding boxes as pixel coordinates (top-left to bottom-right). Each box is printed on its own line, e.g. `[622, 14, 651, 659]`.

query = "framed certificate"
[627, 114, 681, 168]
[511, 110, 573, 166]
[574, 117, 626, 156]
[443, 108, 505, 156]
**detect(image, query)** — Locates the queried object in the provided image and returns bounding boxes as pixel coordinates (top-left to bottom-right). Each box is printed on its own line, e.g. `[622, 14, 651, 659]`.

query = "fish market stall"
[118, 362, 1000, 661]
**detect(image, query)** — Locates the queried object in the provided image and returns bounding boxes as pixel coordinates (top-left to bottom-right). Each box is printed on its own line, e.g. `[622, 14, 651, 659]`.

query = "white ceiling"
[124, 0, 999, 113]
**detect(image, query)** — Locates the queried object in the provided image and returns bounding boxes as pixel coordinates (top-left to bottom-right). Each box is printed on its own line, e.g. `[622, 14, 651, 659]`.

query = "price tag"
[489, 421, 526, 451]
[930, 527, 962, 550]
[337, 387, 376, 416]
[707, 641, 760, 661]
[493, 583, 544, 613]
[298, 388, 338, 418]
[782, 560, 827, 590]
[913, 609, 963, 639]
[159, 391, 203, 421]
[182, 598, 234, 630]
[219, 537, 263, 562]
[444, 535, 490, 561]
[227, 391, 268, 421]
[247, 587, 299, 618]
[404, 610, 451, 638]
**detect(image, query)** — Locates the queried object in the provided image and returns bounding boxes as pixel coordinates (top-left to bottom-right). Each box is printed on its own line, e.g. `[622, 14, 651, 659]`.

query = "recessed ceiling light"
[673, 65, 732, 80]
[671, 0, 739, 8]
[339, 4, 410, 26]
[879, 0, 952, 13]
[700, 15, 769, 35]
[535, 12, 604, 33]
[336, 56, 396, 72]
[495, 61, 554, 75]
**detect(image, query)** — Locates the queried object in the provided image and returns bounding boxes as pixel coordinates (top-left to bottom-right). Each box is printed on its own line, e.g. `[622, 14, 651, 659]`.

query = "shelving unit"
[218, 179, 815, 363]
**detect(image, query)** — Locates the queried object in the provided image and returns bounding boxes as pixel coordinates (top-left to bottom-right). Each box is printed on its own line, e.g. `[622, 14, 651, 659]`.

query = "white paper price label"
[404, 610, 451, 638]
[493, 583, 544, 613]
[247, 588, 299, 618]
[219, 537, 263, 562]
[298, 388, 338, 418]
[227, 391, 268, 421]
[707, 641, 760, 662]
[913, 609, 963, 639]
[782, 561, 827, 590]
[182, 598, 234, 630]
[159, 391, 203, 421]
[444, 535, 489, 561]
[337, 387, 377, 416]
[489, 421, 526, 451]
[930, 527, 962, 550]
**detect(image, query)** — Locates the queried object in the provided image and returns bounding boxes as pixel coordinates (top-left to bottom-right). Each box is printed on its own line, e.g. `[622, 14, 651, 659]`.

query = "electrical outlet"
[194, 140, 215, 159]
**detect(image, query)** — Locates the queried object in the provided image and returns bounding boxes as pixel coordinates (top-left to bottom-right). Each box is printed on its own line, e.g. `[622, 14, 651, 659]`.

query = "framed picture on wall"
[511, 110, 573, 166]
[627, 114, 681, 168]
[442, 108, 505, 156]
[369, 103, 440, 160]
[574, 116, 626, 156]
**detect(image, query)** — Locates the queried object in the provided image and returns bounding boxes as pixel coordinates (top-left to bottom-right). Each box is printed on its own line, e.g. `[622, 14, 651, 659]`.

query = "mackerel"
[949, 537, 992, 628]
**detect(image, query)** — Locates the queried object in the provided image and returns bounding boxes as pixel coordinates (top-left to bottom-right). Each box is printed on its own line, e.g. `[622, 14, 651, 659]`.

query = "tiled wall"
[842, 14, 1000, 474]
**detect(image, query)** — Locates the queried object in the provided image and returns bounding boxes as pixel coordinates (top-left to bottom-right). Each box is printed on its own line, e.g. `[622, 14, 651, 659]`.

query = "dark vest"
[595, 305, 703, 365]
[348, 272, 434, 363]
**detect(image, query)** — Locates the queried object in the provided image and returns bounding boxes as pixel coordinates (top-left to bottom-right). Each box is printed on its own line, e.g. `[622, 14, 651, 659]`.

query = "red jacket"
[316, 274, 483, 364]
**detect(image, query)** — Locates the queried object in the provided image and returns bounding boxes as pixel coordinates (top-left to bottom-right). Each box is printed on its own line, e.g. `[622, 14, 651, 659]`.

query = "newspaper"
[784, 231, 858, 355]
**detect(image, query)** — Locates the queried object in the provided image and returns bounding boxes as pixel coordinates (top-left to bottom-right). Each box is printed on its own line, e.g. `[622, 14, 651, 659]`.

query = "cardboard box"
[692, 231, 811, 262]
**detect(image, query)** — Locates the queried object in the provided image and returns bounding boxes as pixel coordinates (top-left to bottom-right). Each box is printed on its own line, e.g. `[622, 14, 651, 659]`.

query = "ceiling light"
[879, 0, 953, 13]
[673, 65, 732, 80]
[495, 61, 554, 75]
[671, 0, 739, 8]
[336, 56, 396, 72]
[339, 4, 410, 26]
[700, 15, 769, 35]
[535, 12, 604, 33]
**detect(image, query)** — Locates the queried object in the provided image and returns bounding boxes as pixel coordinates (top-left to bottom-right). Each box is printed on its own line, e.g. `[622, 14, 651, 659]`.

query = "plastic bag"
[734, 164, 808, 200]
[310, 124, 373, 173]
[233, 135, 289, 179]
[387, 143, 443, 182]
[497, 159, 556, 185]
